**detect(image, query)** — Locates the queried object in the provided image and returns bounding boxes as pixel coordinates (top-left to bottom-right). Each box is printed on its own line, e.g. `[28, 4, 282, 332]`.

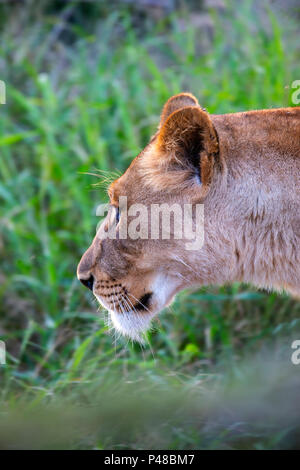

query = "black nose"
[79, 274, 94, 291]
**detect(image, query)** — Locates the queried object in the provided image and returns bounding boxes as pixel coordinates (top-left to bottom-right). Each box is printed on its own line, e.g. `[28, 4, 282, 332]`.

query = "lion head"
[77, 92, 231, 340]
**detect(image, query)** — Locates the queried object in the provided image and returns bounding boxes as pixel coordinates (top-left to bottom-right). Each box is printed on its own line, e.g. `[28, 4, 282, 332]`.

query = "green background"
[0, 0, 299, 449]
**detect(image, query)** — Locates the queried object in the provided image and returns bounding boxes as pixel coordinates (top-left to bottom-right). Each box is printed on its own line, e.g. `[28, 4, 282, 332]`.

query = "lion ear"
[156, 106, 219, 186]
[159, 93, 199, 128]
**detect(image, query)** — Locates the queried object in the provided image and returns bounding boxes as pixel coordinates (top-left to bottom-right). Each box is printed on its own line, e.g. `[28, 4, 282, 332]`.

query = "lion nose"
[77, 244, 96, 291]
[78, 274, 94, 292]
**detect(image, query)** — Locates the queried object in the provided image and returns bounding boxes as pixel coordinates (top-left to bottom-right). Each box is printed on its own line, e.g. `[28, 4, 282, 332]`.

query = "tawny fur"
[77, 94, 300, 338]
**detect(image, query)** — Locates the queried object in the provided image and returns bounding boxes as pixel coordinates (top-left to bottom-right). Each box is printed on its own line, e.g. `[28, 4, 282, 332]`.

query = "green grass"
[0, 0, 299, 449]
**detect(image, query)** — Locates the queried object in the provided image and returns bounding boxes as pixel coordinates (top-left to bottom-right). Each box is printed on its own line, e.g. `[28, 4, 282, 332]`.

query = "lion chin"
[108, 308, 155, 342]
[93, 291, 152, 341]
[94, 274, 179, 341]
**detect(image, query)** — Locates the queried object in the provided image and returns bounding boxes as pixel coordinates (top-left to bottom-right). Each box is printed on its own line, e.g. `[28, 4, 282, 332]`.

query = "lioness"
[77, 93, 300, 340]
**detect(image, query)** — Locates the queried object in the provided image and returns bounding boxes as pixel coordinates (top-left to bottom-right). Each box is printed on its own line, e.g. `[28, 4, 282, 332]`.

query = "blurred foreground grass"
[0, 0, 299, 449]
[1, 348, 300, 450]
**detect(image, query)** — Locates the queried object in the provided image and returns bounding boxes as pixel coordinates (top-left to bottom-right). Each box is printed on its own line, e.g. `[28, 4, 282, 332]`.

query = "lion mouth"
[93, 273, 180, 341]
[134, 292, 153, 312]
[94, 287, 153, 314]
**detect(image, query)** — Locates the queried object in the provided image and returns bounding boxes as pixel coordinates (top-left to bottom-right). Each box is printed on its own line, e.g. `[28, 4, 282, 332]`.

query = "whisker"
[127, 292, 152, 313]
[111, 286, 121, 352]
[172, 254, 198, 277]
[123, 293, 156, 360]
[175, 271, 192, 284]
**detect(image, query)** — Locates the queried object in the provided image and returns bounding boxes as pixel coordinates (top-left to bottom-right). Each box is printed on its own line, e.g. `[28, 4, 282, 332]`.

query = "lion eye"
[115, 207, 120, 224]
[194, 167, 201, 185]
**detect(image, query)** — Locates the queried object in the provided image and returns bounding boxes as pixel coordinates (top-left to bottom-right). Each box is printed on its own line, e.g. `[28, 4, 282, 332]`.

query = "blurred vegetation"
[0, 0, 299, 449]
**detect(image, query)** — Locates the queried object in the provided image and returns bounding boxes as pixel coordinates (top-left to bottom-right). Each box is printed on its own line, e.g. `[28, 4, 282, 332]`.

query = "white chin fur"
[109, 309, 154, 342]
[95, 273, 179, 341]
[95, 294, 154, 342]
